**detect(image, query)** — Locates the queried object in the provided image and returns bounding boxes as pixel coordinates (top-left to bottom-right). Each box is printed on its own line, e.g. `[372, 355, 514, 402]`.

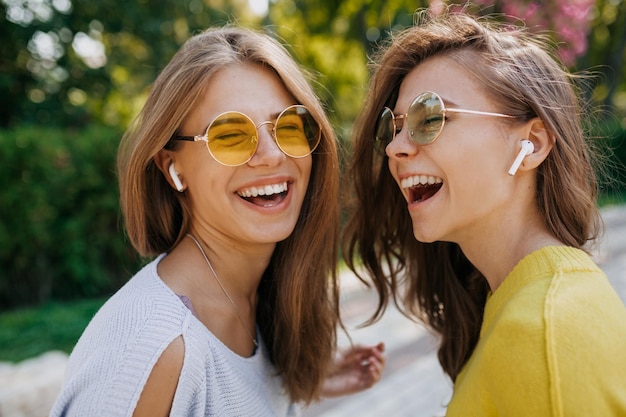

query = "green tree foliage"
[0, 125, 141, 310]
[2, 0, 625, 130]
[582, 0, 626, 109]
[0, 0, 260, 128]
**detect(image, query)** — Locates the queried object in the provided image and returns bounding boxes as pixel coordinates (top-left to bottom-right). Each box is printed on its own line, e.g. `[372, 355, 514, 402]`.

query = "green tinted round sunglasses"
[374, 91, 516, 155]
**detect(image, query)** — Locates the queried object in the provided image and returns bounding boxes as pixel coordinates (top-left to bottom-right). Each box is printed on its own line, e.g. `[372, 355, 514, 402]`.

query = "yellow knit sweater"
[446, 246, 626, 417]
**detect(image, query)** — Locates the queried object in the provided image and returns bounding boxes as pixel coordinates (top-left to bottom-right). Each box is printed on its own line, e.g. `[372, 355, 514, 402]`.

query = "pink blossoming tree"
[430, 0, 595, 67]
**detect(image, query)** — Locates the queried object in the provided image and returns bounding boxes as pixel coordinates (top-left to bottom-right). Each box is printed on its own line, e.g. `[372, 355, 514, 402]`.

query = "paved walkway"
[303, 204, 626, 417]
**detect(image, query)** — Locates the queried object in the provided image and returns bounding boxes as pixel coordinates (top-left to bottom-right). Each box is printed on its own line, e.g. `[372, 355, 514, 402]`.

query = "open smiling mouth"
[236, 181, 289, 206]
[401, 175, 443, 203]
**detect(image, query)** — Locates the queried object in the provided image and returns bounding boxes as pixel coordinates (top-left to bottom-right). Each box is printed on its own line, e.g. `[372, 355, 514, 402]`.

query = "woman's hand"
[321, 342, 386, 398]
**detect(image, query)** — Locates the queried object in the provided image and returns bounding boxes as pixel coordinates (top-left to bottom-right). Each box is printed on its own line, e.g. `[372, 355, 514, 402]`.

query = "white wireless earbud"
[508, 140, 534, 176]
[168, 163, 184, 192]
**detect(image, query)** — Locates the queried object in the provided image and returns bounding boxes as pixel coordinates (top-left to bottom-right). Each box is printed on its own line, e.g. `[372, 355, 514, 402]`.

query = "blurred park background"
[1, 0, 626, 363]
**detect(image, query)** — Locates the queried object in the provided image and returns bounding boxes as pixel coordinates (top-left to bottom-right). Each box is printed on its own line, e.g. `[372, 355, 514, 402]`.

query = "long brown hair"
[342, 11, 602, 381]
[118, 26, 340, 403]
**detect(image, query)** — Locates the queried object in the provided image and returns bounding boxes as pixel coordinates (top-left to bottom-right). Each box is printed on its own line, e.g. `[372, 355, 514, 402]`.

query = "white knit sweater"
[49, 254, 298, 417]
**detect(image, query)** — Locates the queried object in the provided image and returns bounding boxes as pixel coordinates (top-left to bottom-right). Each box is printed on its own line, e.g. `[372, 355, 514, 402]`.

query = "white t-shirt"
[50, 254, 299, 417]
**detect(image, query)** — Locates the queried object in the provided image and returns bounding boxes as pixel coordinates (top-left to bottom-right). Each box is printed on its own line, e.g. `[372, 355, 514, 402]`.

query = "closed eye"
[423, 114, 445, 126]
[210, 130, 250, 146]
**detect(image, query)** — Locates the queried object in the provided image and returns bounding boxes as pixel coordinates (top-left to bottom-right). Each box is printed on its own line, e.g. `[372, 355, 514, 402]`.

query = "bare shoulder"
[133, 336, 185, 417]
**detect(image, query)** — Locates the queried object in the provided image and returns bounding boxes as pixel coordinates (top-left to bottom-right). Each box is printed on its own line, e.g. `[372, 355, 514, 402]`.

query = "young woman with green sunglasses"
[343, 10, 626, 416]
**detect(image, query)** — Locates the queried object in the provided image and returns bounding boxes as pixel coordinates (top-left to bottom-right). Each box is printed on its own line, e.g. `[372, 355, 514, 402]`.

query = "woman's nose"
[248, 122, 286, 166]
[385, 127, 418, 160]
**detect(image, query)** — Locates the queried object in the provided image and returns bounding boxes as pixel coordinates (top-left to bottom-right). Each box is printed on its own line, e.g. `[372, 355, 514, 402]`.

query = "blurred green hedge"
[0, 125, 142, 311]
[595, 119, 626, 201]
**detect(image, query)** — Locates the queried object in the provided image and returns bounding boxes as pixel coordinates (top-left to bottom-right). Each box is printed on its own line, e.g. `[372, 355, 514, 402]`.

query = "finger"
[366, 356, 385, 378]
[371, 348, 385, 361]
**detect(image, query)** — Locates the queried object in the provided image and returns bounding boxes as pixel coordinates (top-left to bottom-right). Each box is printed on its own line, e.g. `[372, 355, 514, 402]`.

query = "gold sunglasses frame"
[375, 91, 516, 154]
[171, 104, 321, 166]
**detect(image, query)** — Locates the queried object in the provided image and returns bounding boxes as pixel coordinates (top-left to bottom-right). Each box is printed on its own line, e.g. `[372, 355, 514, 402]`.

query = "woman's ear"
[154, 150, 185, 192]
[513, 118, 554, 174]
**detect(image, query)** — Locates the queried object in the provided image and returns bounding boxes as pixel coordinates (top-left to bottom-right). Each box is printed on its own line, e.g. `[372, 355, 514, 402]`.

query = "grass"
[598, 190, 626, 207]
[0, 297, 106, 363]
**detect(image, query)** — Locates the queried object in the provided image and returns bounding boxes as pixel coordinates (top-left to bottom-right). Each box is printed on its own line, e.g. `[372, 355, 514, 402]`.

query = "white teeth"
[237, 181, 288, 198]
[400, 175, 443, 189]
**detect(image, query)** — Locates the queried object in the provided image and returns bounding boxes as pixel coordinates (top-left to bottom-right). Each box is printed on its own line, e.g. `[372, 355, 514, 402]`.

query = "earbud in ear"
[508, 140, 534, 176]
[168, 163, 184, 192]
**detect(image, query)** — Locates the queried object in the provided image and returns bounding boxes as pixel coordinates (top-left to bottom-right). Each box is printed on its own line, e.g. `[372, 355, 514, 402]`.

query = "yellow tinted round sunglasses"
[171, 105, 321, 166]
[374, 91, 516, 155]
